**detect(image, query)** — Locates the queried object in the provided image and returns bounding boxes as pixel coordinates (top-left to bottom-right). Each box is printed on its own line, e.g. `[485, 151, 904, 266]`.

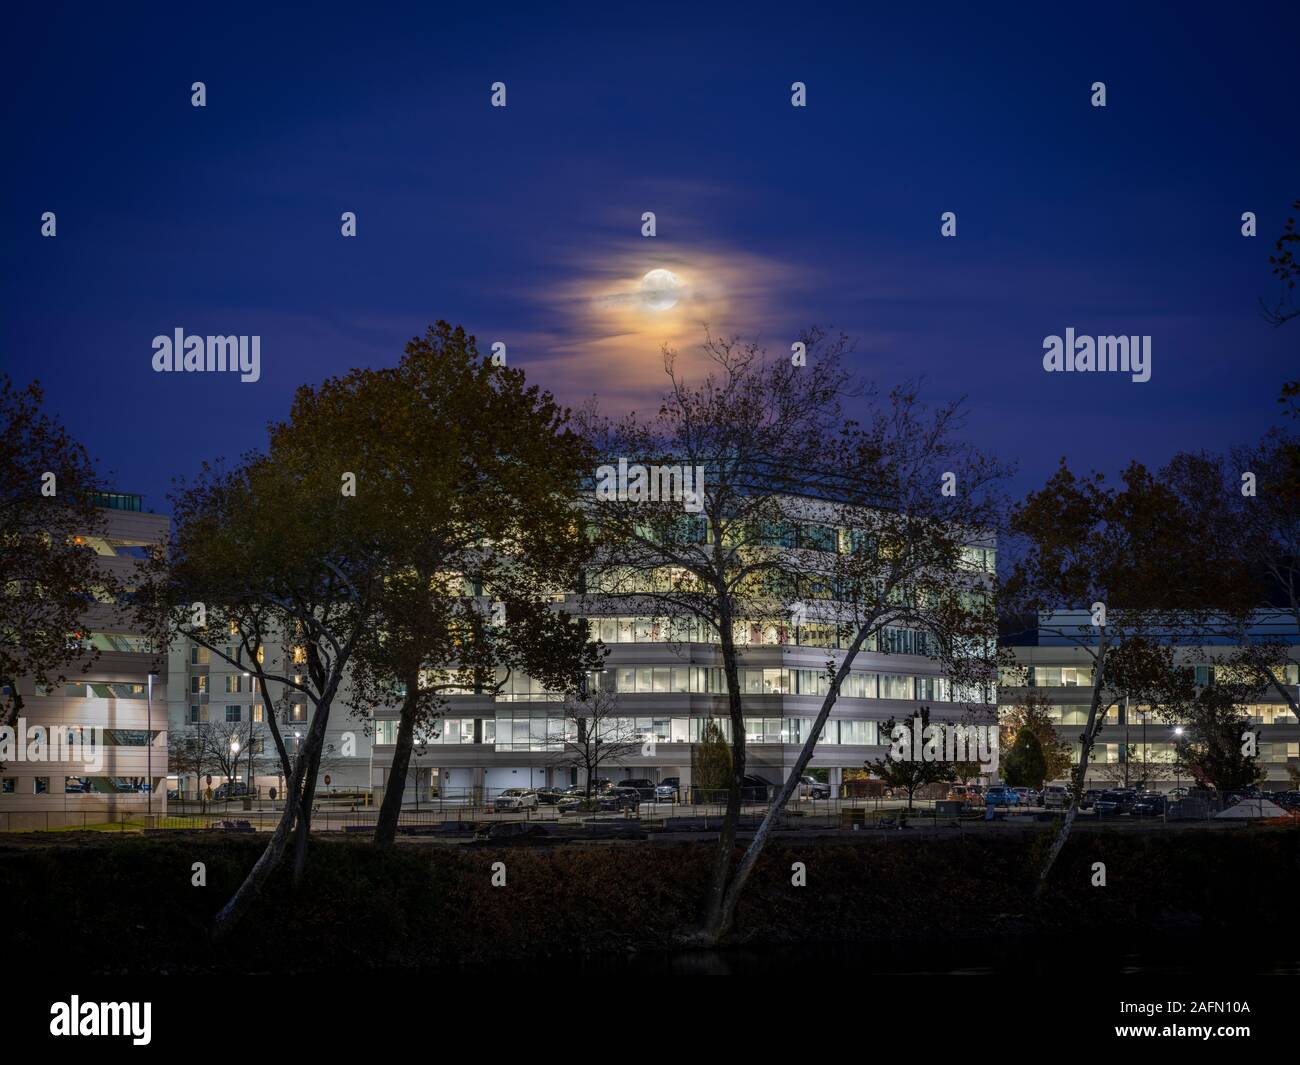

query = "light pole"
[1141, 706, 1148, 787]
[1122, 695, 1129, 787]
[243, 676, 252, 790]
[1173, 726, 1185, 796]
[145, 671, 160, 821]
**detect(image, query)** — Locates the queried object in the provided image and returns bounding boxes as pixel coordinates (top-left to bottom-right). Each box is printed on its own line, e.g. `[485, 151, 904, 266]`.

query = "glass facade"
[373, 712, 881, 750]
[584, 614, 936, 653]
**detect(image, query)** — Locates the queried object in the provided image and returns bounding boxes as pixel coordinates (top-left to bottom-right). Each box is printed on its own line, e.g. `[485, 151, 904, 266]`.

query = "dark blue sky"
[3, 1, 1296, 511]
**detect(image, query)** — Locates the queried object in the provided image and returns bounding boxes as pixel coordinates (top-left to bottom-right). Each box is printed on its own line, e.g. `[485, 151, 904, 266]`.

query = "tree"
[1003, 459, 1244, 894]
[1260, 199, 1299, 327]
[1160, 439, 1300, 718]
[691, 719, 732, 801]
[0, 376, 117, 746]
[1002, 728, 1047, 789]
[140, 428, 387, 938]
[550, 688, 641, 801]
[1090, 742, 1177, 789]
[1000, 687, 1073, 783]
[319, 324, 601, 846]
[207, 721, 250, 791]
[580, 328, 856, 942]
[686, 382, 1006, 942]
[1281, 379, 1300, 420]
[1175, 679, 1266, 793]
[168, 724, 217, 802]
[949, 759, 986, 787]
[865, 710, 957, 808]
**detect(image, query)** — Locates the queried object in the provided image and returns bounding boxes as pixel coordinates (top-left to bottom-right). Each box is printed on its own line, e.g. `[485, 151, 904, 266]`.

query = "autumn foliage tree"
[1004, 459, 1247, 893]
[0, 376, 117, 740]
[999, 687, 1073, 783]
[314, 324, 601, 846]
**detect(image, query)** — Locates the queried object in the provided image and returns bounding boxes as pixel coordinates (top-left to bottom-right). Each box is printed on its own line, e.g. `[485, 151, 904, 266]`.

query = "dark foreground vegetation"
[4, 828, 1297, 974]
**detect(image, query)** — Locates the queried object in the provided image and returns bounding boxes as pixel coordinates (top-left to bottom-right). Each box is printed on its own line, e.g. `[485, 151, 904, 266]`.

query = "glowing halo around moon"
[640, 268, 683, 311]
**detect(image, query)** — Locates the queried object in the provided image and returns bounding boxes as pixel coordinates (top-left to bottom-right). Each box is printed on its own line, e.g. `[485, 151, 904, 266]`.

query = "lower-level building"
[369, 635, 983, 804]
[1001, 612, 1300, 792]
[0, 496, 169, 829]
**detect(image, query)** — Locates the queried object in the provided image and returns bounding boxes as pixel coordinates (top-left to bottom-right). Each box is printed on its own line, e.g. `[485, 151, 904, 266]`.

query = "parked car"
[1080, 789, 1101, 809]
[655, 782, 678, 802]
[1132, 792, 1167, 817]
[984, 786, 1020, 806]
[1094, 789, 1137, 815]
[494, 788, 539, 810]
[213, 782, 251, 801]
[1276, 791, 1300, 811]
[1012, 787, 1039, 806]
[799, 774, 832, 799]
[600, 787, 641, 811]
[1225, 787, 1264, 807]
[1042, 784, 1071, 809]
[618, 778, 658, 801]
[534, 787, 565, 805]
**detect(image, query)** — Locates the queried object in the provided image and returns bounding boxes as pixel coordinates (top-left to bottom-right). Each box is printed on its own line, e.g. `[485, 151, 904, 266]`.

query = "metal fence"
[3, 791, 1290, 834]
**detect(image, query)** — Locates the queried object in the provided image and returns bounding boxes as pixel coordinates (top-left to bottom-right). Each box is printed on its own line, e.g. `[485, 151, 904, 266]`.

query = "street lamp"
[240, 677, 253, 793]
[146, 672, 153, 821]
[145, 669, 161, 822]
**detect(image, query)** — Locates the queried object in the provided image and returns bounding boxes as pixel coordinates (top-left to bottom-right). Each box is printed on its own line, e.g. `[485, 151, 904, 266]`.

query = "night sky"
[4, 1, 1297, 512]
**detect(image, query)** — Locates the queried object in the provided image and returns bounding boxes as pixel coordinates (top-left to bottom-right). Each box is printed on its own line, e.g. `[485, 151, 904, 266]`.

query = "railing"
[5, 790, 1290, 833]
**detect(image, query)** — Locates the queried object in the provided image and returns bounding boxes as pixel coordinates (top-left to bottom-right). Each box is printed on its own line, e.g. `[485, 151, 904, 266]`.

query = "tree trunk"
[254, 671, 293, 781]
[211, 719, 321, 941]
[1035, 641, 1107, 897]
[292, 731, 325, 885]
[700, 612, 746, 944]
[374, 677, 419, 847]
[211, 784, 301, 941]
[706, 629, 870, 943]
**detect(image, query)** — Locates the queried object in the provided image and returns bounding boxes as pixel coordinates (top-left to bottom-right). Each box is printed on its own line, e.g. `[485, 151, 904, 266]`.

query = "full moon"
[640, 268, 682, 311]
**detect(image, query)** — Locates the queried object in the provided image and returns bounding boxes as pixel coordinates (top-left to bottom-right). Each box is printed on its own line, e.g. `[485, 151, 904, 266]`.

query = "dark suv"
[1095, 789, 1136, 815]
[618, 778, 658, 801]
[600, 787, 642, 811]
[1132, 792, 1166, 817]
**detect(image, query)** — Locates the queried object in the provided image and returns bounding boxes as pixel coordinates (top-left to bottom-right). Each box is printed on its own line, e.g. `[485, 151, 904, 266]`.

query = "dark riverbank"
[4, 827, 1297, 974]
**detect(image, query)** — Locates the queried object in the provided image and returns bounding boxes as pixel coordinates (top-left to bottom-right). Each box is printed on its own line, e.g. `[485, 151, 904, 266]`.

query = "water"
[440, 934, 1300, 976]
